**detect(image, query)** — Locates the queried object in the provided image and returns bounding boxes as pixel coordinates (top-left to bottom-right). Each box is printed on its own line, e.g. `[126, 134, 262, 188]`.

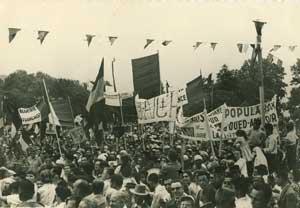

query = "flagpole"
[218, 104, 226, 157]
[203, 98, 216, 158]
[42, 79, 62, 157]
[112, 58, 124, 126]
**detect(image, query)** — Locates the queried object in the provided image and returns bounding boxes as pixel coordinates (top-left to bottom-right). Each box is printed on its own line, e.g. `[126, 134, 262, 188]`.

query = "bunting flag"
[108, 36, 118, 45]
[144, 39, 154, 49]
[210, 42, 217, 50]
[193, 42, 202, 50]
[8, 28, 21, 43]
[242, 44, 249, 53]
[277, 59, 283, 67]
[162, 40, 172, 46]
[288, 45, 297, 52]
[270, 45, 281, 52]
[37, 31, 49, 44]
[237, 43, 243, 53]
[267, 53, 274, 63]
[86, 34, 95, 47]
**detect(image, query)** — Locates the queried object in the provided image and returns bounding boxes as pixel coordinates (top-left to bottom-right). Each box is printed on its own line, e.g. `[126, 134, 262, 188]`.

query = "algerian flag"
[210, 42, 217, 50]
[37, 31, 49, 44]
[193, 42, 202, 50]
[144, 39, 154, 49]
[48, 102, 61, 126]
[86, 34, 95, 47]
[108, 36, 118, 45]
[8, 28, 21, 43]
[162, 40, 172, 46]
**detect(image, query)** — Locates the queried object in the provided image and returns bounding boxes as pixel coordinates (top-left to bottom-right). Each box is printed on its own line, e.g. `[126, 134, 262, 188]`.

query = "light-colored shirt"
[264, 134, 278, 154]
[6, 194, 22, 208]
[234, 137, 253, 161]
[285, 131, 299, 146]
[150, 184, 171, 208]
[38, 183, 56, 207]
[235, 158, 248, 178]
[235, 195, 252, 208]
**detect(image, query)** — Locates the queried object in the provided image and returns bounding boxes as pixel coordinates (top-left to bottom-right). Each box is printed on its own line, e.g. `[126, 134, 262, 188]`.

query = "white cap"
[194, 155, 203, 161]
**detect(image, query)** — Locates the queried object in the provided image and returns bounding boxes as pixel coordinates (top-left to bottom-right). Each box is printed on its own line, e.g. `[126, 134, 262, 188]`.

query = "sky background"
[1, 0, 300, 94]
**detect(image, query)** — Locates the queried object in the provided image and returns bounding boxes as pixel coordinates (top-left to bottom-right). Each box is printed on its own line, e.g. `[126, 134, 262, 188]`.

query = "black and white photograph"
[0, 1, 300, 208]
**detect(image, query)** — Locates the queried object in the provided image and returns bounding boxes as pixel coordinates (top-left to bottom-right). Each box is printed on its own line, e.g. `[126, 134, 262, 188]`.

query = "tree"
[290, 59, 300, 86]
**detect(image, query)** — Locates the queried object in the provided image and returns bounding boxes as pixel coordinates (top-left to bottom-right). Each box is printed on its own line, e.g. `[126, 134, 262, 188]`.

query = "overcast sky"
[1, 0, 300, 93]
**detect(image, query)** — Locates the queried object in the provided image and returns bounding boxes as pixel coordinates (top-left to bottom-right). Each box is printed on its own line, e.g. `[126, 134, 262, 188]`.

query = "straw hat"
[130, 184, 149, 196]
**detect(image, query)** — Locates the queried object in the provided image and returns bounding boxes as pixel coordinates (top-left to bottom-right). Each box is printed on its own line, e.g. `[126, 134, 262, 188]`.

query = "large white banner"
[18, 106, 42, 125]
[135, 91, 178, 124]
[105, 92, 133, 107]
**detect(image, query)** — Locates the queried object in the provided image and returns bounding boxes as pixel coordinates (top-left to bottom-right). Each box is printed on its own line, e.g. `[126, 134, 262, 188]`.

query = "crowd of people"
[0, 119, 299, 208]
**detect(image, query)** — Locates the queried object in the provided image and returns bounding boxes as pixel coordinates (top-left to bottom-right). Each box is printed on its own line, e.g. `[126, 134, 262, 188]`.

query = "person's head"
[171, 181, 184, 199]
[18, 179, 35, 202]
[215, 188, 236, 208]
[55, 182, 71, 202]
[293, 168, 300, 183]
[66, 196, 81, 208]
[163, 178, 172, 193]
[111, 174, 123, 190]
[264, 123, 273, 136]
[275, 170, 289, 187]
[72, 179, 92, 199]
[286, 121, 295, 133]
[253, 165, 268, 177]
[40, 169, 53, 183]
[253, 119, 261, 130]
[212, 166, 225, 189]
[229, 165, 241, 180]
[78, 198, 97, 208]
[147, 173, 159, 190]
[194, 170, 209, 188]
[222, 175, 235, 192]
[25, 171, 36, 183]
[92, 179, 104, 194]
[94, 159, 106, 173]
[110, 191, 127, 208]
[233, 150, 241, 160]
[250, 183, 272, 208]
[236, 129, 247, 140]
[234, 177, 250, 198]
[182, 171, 192, 185]
[130, 184, 149, 205]
[179, 195, 195, 208]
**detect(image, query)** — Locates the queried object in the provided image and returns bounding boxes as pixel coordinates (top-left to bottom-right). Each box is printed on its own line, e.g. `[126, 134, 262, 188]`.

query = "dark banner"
[132, 53, 161, 99]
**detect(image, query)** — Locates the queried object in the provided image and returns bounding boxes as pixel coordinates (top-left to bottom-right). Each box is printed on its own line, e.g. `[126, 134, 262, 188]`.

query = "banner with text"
[18, 106, 42, 125]
[135, 91, 178, 124]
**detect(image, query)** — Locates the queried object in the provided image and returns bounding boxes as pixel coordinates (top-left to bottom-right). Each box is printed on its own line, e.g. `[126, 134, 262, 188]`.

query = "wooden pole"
[203, 99, 216, 157]
[218, 104, 226, 157]
[42, 79, 62, 157]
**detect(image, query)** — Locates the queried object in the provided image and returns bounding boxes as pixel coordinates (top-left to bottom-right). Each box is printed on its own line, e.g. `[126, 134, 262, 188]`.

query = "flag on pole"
[193, 42, 202, 50]
[48, 102, 61, 126]
[8, 28, 21, 43]
[86, 58, 105, 112]
[144, 39, 154, 49]
[108, 36, 118, 45]
[288, 45, 297, 52]
[210, 42, 217, 50]
[86, 34, 95, 47]
[37, 31, 49, 44]
[162, 40, 172, 46]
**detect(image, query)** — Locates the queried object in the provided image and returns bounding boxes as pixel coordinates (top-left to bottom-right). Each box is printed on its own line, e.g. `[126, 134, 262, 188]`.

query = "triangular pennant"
[242, 44, 249, 53]
[8, 28, 21, 43]
[267, 53, 274, 63]
[108, 36, 118, 46]
[253, 20, 266, 36]
[270, 45, 281, 52]
[162, 40, 172, 46]
[288, 45, 297, 52]
[277, 59, 283, 67]
[210, 42, 217, 50]
[193, 42, 202, 50]
[237, 43, 243, 53]
[86, 34, 95, 47]
[144, 39, 154, 49]
[37, 31, 49, 44]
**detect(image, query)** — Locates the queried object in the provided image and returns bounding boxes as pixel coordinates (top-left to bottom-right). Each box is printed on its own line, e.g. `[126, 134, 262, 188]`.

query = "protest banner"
[135, 91, 178, 124]
[18, 105, 42, 125]
[69, 126, 88, 144]
[223, 96, 278, 137]
[177, 88, 188, 106]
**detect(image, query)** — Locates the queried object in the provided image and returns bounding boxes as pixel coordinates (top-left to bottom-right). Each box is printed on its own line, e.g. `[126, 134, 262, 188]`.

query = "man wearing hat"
[130, 184, 150, 208]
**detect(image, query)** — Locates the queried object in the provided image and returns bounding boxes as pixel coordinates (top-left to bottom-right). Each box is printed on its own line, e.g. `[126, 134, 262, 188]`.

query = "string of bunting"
[6, 28, 299, 54]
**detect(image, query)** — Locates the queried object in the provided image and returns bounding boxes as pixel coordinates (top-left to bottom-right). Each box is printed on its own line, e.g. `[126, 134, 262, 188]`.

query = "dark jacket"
[278, 184, 299, 208]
